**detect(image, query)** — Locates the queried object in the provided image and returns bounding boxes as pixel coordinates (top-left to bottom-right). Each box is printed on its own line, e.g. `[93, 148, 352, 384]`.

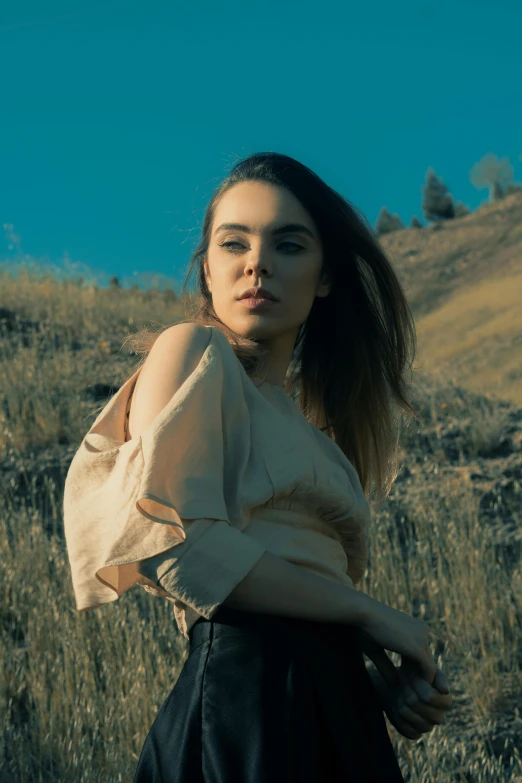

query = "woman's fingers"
[384, 664, 453, 740]
[407, 672, 453, 712]
[398, 680, 448, 728]
[391, 713, 423, 741]
[432, 668, 450, 694]
[387, 694, 427, 740]
[394, 712, 429, 739]
[401, 659, 452, 700]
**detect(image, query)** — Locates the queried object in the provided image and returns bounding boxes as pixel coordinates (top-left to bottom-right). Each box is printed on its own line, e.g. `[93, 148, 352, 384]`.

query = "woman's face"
[204, 180, 331, 344]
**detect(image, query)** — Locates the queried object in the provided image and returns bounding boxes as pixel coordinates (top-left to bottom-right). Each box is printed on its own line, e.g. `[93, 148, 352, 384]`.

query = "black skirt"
[133, 605, 405, 782]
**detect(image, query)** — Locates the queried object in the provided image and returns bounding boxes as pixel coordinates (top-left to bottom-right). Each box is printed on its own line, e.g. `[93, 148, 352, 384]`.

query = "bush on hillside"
[375, 206, 404, 236]
[453, 201, 472, 218]
[470, 153, 516, 203]
[422, 167, 455, 222]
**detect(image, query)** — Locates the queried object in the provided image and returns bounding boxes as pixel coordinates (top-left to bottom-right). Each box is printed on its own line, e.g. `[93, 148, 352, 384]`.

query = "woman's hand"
[354, 596, 439, 686]
[355, 631, 453, 741]
[380, 660, 453, 740]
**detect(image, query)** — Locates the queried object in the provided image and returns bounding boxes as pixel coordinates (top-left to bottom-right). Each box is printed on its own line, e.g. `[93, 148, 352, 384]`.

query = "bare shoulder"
[146, 322, 212, 382]
[157, 321, 212, 354]
[127, 323, 212, 440]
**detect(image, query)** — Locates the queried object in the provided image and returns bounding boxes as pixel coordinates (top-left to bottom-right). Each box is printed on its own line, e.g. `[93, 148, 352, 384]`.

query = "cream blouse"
[63, 325, 371, 639]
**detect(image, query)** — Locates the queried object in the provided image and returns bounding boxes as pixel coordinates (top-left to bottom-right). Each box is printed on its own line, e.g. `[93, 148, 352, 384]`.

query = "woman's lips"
[239, 297, 277, 309]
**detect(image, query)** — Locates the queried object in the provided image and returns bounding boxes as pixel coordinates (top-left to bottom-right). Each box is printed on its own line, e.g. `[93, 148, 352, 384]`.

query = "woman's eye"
[220, 242, 243, 250]
[220, 241, 303, 253]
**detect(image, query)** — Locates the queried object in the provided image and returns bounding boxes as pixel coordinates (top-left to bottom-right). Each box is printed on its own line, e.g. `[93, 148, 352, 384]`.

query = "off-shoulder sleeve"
[62, 326, 266, 618]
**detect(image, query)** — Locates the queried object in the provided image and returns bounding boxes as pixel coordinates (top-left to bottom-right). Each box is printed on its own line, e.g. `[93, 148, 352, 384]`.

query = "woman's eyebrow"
[214, 222, 315, 239]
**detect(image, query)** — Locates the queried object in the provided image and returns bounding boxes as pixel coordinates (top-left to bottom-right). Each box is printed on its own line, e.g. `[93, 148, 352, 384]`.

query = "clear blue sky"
[1, 0, 521, 292]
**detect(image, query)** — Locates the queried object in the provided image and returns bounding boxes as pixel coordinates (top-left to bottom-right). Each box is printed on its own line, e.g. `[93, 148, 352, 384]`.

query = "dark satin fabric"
[133, 606, 405, 782]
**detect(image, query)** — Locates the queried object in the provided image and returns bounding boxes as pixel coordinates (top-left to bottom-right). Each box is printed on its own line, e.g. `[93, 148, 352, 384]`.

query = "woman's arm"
[223, 548, 373, 625]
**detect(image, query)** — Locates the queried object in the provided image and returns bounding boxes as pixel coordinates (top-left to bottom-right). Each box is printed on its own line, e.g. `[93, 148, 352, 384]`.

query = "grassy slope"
[380, 190, 522, 405]
[1, 196, 522, 781]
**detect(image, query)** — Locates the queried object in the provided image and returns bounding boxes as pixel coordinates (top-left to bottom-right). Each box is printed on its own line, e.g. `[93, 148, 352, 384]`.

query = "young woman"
[63, 152, 452, 782]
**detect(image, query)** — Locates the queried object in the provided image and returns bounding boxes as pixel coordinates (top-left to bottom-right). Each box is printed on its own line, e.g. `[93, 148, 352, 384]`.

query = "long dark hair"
[129, 152, 420, 506]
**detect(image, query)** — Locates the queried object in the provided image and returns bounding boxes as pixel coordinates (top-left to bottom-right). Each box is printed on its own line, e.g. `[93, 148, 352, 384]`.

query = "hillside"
[380, 190, 522, 405]
[1, 195, 522, 780]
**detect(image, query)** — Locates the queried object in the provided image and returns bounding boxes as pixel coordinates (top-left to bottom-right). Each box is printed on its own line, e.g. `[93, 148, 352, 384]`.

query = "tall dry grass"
[415, 270, 522, 406]
[1, 269, 521, 781]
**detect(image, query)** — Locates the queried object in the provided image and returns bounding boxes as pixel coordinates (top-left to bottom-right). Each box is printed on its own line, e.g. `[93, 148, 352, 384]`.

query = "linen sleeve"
[137, 516, 265, 620]
[62, 326, 266, 616]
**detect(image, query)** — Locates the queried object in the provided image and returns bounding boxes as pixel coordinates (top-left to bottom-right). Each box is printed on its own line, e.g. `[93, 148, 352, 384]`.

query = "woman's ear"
[316, 270, 332, 298]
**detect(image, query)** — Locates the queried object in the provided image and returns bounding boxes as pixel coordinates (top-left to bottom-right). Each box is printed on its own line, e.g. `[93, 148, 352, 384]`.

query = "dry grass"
[415, 270, 522, 406]
[381, 190, 522, 321]
[381, 189, 522, 409]
[1, 269, 521, 781]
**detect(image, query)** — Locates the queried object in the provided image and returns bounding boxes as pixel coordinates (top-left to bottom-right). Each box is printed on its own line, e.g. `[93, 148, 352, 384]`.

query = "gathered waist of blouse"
[241, 505, 355, 589]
